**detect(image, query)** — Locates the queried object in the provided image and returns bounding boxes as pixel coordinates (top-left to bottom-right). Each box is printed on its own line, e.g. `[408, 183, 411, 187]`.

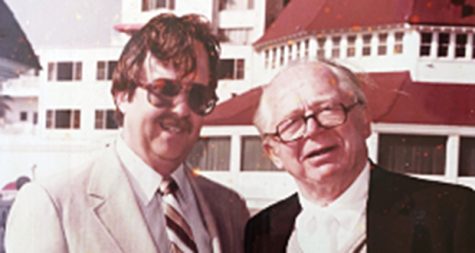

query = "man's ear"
[360, 106, 372, 139]
[263, 140, 284, 169]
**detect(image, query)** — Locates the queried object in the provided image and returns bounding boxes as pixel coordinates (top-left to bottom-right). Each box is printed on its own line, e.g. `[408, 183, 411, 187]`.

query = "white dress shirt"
[292, 163, 370, 253]
[115, 137, 211, 253]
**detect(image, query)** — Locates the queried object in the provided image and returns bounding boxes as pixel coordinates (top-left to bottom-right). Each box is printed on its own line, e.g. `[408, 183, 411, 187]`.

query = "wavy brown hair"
[111, 13, 220, 125]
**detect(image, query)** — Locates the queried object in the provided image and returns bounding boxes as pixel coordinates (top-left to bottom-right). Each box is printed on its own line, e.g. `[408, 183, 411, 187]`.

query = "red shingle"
[205, 72, 475, 126]
[255, 0, 475, 47]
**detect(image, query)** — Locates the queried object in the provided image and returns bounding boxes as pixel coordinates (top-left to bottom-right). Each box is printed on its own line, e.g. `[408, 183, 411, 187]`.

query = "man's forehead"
[262, 63, 345, 126]
[268, 63, 340, 99]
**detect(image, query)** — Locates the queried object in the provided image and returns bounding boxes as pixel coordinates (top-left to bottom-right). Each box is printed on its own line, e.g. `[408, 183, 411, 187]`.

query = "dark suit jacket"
[245, 165, 475, 253]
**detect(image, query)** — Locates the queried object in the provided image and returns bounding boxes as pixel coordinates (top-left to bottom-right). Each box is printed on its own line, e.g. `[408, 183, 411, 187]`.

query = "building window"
[362, 34, 372, 56]
[271, 48, 277, 68]
[46, 109, 81, 129]
[303, 39, 310, 59]
[33, 112, 38, 125]
[331, 36, 341, 58]
[47, 61, 82, 81]
[378, 134, 446, 175]
[394, 32, 404, 54]
[472, 34, 475, 59]
[279, 46, 285, 66]
[241, 136, 278, 171]
[287, 44, 293, 62]
[19, 111, 27, 121]
[264, 50, 269, 68]
[317, 37, 326, 59]
[218, 28, 252, 45]
[96, 61, 117, 80]
[420, 32, 432, 57]
[187, 137, 230, 171]
[142, 0, 174, 11]
[95, 110, 118, 129]
[347, 35, 356, 57]
[296, 41, 301, 59]
[377, 33, 388, 55]
[219, 0, 253, 10]
[459, 137, 475, 176]
[218, 59, 245, 80]
[437, 32, 450, 57]
[455, 33, 467, 58]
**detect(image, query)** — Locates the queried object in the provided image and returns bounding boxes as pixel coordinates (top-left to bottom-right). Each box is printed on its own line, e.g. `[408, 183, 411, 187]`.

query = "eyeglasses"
[265, 100, 363, 143]
[138, 78, 218, 116]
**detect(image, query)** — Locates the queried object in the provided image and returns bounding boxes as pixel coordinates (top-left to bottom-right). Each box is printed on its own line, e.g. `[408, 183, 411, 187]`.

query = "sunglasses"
[138, 78, 218, 116]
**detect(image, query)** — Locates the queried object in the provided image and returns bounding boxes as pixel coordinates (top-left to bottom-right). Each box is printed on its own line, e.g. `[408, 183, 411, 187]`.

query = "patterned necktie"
[159, 178, 198, 253]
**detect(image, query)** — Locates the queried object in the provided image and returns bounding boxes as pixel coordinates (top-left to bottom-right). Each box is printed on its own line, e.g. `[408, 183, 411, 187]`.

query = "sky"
[4, 0, 121, 49]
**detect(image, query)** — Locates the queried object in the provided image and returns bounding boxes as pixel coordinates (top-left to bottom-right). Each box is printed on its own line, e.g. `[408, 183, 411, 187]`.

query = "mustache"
[156, 113, 193, 134]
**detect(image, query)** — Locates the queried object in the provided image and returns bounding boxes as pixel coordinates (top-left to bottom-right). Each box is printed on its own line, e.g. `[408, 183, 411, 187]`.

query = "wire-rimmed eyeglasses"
[264, 100, 364, 143]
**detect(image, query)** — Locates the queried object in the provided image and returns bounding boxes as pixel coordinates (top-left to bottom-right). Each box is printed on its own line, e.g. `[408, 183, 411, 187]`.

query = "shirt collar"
[297, 162, 370, 229]
[115, 136, 186, 206]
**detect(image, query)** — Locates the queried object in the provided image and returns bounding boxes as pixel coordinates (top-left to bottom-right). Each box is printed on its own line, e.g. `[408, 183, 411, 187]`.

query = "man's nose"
[170, 92, 191, 117]
[303, 116, 324, 138]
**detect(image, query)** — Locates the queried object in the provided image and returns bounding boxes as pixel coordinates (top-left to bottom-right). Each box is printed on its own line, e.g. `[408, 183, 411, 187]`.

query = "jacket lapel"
[269, 194, 301, 252]
[367, 166, 414, 253]
[185, 169, 222, 253]
[86, 146, 158, 253]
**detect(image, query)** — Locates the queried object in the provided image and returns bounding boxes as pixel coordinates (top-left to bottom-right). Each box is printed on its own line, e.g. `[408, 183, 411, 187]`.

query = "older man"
[245, 60, 475, 253]
[6, 13, 249, 253]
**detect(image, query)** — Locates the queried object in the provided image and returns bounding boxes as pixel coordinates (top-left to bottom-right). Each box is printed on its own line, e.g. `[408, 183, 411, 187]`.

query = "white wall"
[36, 47, 121, 138]
[120, 0, 214, 26]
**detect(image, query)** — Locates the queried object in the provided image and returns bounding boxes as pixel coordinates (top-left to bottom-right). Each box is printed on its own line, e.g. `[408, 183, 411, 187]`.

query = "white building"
[0, 0, 289, 210]
[3, 0, 475, 211]
[198, 0, 475, 210]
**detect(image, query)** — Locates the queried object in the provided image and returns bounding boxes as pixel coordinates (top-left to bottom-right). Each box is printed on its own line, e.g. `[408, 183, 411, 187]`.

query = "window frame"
[47, 61, 82, 82]
[45, 109, 81, 129]
[141, 0, 175, 11]
[218, 58, 245, 80]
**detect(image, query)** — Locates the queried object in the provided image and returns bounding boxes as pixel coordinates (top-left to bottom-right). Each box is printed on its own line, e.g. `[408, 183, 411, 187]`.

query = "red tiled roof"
[204, 86, 262, 126]
[204, 72, 475, 126]
[369, 72, 475, 125]
[255, 0, 475, 47]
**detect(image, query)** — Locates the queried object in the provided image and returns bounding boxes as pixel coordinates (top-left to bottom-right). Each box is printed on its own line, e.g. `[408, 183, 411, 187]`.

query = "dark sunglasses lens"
[160, 79, 181, 97]
[188, 85, 216, 115]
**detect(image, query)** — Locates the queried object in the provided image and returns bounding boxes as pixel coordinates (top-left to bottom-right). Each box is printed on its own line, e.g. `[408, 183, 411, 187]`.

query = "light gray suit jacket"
[5, 145, 249, 253]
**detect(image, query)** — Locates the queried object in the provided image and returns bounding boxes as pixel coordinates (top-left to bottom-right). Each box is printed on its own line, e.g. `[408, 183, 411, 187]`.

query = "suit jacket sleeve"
[5, 183, 68, 253]
[453, 187, 475, 252]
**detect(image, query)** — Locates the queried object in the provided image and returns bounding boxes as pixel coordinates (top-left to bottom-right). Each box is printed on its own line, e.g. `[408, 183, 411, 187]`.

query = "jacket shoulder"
[25, 147, 113, 208]
[371, 166, 475, 207]
[246, 193, 299, 234]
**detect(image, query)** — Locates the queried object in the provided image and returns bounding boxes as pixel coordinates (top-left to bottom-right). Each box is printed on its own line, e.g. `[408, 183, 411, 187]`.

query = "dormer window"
[437, 32, 450, 57]
[347, 35, 356, 57]
[378, 33, 388, 55]
[316, 37, 326, 58]
[455, 34, 467, 58]
[394, 32, 404, 54]
[420, 32, 432, 57]
[287, 44, 293, 62]
[331, 36, 341, 58]
[362, 34, 372, 56]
